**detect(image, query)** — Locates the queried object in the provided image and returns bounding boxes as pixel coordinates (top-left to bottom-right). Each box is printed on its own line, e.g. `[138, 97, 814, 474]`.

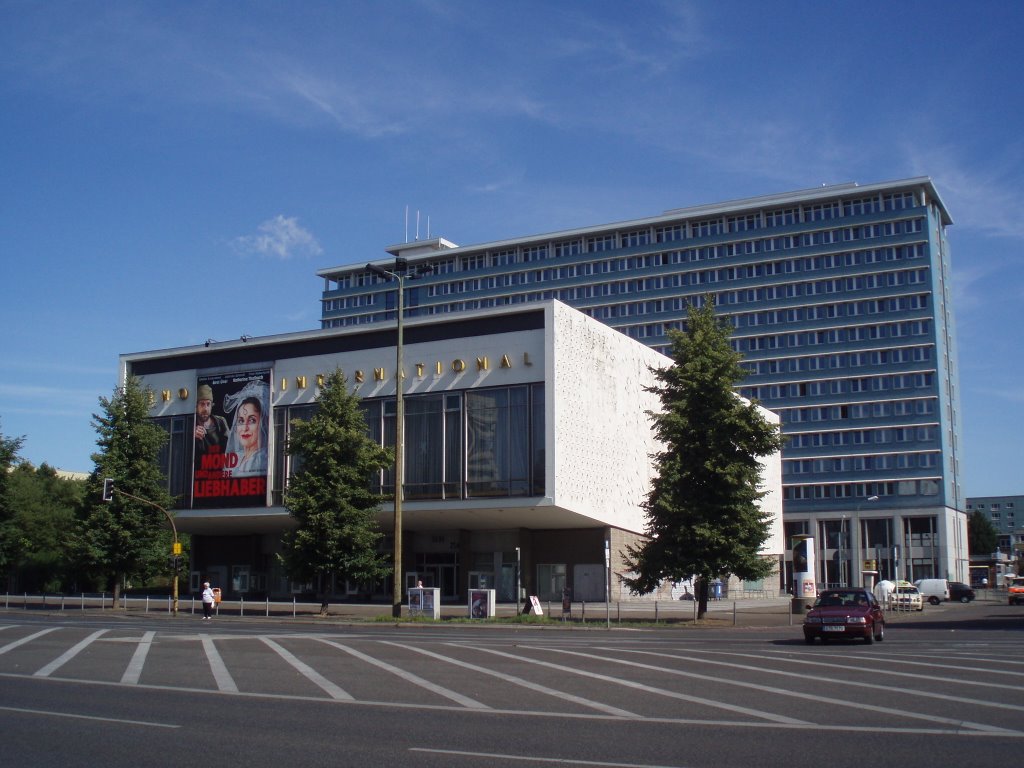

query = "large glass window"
[405, 395, 444, 499]
[365, 384, 545, 500]
[154, 415, 191, 509]
[271, 403, 318, 506]
[466, 387, 530, 497]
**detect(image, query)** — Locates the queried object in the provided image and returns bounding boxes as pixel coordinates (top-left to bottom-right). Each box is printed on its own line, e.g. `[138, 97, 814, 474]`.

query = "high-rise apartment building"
[318, 177, 967, 586]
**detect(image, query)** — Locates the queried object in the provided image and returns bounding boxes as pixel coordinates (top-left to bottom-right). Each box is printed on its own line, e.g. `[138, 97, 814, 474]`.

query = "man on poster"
[194, 384, 229, 468]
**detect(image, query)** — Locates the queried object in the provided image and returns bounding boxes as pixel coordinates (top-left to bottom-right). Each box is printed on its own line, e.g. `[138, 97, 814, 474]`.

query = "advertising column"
[791, 534, 816, 614]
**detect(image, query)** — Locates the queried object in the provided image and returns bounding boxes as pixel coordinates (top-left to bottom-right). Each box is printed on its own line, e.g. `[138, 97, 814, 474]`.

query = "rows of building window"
[784, 451, 940, 475]
[734, 320, 933, 354]
[322, 192, 923, 294]
[780, 398, 937, 424]
[325, 238, 928, 325]
[784, 478, 941, 500]
[784, 423, 937, 448]
[416, 238, 928, 298]
[743, 347, 935, 376]
[745, 375, 938, 403]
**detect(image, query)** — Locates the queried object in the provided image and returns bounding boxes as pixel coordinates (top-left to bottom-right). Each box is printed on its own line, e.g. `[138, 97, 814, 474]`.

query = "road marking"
[596, 647, 1018, 734]
[390, 641, 635, 717]
[120, 631, 155, 685]
[200, 634, 238, 692]
[460, 644, 804, 725]
[410, 748, 687, 767]
[260, 637, 353, 700]
[754, 649, 1024, 692]
[0, 627, 59, 655]
[0, 704, 180, 729]
[34, 629, 108, 677]
[4, 669, 1024, 737]
[317, 638, 484, 708]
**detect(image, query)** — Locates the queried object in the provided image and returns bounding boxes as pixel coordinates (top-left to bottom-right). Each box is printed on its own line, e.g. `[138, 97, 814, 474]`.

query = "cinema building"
[122, 300, 785, 603]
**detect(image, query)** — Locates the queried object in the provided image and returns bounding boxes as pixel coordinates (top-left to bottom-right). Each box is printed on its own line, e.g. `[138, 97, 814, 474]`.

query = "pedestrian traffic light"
[102, 478, 115, 502]
[167, 555, 183, 572]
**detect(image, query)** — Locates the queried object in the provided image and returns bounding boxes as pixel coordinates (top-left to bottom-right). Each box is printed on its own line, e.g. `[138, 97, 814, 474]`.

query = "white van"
[914, 578, 950, 605]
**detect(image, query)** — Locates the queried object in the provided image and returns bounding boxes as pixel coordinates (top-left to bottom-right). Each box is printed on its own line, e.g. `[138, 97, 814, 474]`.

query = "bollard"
[733, 600, 737, 626]
[145, 596, 150, 613]
[240, 596, 245, 617]
[293, 596, 297, 617]
[266, 597, 270, 617]
[654, 600, 659, 623]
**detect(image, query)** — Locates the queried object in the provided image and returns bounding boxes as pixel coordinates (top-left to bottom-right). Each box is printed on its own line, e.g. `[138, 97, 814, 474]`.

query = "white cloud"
[232, 216, 323, 260]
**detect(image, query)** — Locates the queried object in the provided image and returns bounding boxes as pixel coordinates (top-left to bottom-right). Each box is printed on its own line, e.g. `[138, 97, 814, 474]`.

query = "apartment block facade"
[318, 178, 967, 587]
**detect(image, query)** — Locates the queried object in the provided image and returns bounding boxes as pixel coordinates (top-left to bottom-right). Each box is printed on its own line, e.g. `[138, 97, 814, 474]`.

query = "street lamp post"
[105, 483, 180, 616]
[366, 258, 431, 619]
[366, 262, 405, 618]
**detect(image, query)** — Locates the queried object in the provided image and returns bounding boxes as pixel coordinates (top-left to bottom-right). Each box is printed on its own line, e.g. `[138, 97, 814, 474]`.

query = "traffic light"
[102, 478, 115, 502]
[167, 555, 183, 572]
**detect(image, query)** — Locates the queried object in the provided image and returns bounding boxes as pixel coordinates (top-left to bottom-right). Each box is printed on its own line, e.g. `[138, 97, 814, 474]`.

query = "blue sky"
[1, 1, 1022, 496]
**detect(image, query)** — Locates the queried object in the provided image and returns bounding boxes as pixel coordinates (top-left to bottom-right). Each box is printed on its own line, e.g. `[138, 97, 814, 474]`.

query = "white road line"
[0, 627, 59, 655]
[593, 647, 1018, 735]
[410, 748, 686, 767]
[738, 649, 1024, 693]
[0, 705, 180, 729]
[317, 638, 486, 709]
[120, 631, 155, 685]
[200, 634, 238, 693]
[460, 644, 805, 725]
[34, 630, 108, 677]
[260, 637, 353, 700]
[388, 641, 635, 717]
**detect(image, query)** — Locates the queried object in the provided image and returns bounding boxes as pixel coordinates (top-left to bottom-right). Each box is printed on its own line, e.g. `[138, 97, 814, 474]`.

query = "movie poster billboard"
[193, 370, 271, 508]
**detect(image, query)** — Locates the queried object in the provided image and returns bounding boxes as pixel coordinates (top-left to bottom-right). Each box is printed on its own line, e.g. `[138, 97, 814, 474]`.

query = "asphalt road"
[1, 600, 1022, 768]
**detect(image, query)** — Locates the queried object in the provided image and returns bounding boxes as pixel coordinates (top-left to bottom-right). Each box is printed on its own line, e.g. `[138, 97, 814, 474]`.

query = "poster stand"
[469, 589, 496, 618]
[408, 587, 440, 619]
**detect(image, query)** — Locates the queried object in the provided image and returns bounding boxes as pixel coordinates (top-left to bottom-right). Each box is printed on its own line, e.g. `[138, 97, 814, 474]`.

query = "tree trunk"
[696, 576, 709, 620]
[111, 575, 122, 609]
[317, 572, 329, 617]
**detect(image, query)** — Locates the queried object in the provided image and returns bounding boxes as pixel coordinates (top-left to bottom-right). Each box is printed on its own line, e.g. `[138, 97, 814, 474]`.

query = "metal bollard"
[266, 597, 270, 617]
[240, 596, 245, 617]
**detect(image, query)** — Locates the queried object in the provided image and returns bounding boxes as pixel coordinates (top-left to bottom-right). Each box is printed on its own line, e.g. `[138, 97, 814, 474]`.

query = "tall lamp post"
[366, 258, 431, 618]
[103, 480, 181, 616]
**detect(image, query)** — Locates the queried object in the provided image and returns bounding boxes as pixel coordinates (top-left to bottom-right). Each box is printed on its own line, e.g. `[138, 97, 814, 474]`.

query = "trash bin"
[711, 580, 722, 600]
[212, 587, 222, 604]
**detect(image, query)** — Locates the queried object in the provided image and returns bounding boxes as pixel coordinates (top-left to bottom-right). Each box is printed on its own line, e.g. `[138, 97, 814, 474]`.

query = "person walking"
[201, 581, 215, 619]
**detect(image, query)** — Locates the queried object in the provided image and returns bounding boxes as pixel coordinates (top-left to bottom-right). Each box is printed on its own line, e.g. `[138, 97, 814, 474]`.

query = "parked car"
[915, 578, 950, 606]
[1007, 575, 1024, 605]
[803, 588, 886, 644]
[888, 584, 924, 611]
[948, 582, 975, 603]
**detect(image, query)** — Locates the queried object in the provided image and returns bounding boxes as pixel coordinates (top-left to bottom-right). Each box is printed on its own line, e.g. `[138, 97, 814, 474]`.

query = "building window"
[154, 415, 191, 509]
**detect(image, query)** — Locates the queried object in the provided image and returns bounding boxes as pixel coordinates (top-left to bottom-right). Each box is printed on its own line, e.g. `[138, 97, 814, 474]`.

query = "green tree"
[279, 369, 392, 615]
[0, 421, 26, 589]
[967, 510, 998, 557]
[71, 377, 173, 604]
[623, 296, 785, 619]
[7, 463, 83, 592]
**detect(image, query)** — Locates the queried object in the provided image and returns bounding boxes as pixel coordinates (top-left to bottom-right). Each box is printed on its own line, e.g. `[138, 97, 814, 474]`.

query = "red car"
[803, 588, 885, 644]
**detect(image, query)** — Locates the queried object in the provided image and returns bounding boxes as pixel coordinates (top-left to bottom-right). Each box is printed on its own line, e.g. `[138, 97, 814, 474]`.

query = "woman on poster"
[224, 379, 269, 477]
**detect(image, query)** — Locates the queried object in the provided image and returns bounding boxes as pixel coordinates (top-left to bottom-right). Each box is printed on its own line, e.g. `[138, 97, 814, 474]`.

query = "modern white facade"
[123, 300, 783, 603]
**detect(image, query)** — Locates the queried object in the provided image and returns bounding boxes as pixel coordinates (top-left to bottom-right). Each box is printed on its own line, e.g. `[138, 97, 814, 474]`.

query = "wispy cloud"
[232, 216, 322, 260]
[907, 142, 1024, 241]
